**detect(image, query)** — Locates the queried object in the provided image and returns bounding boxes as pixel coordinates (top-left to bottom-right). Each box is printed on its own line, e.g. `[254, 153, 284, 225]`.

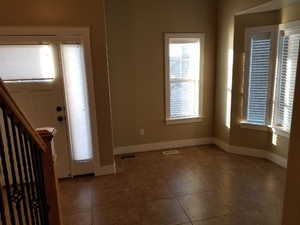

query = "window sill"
[239, 122, 291, 138]
[4, 79, 54, 83]
[272, 126, 290, 138]
[166, 116, 205, 125]
[239, 121, 271, 132]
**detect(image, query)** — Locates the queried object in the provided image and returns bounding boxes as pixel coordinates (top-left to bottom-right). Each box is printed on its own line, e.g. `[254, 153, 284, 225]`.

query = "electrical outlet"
[139, 129, 145, 136]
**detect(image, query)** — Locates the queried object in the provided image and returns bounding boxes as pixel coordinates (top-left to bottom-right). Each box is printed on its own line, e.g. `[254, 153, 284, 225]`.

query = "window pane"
[169, 39, 200, 80]
[167, 35, 202, 120]
[170, 81, 199, 118]
[61, 44, 93, 161]
[247, 37, 272, 125]
[0, 45, 56, 81]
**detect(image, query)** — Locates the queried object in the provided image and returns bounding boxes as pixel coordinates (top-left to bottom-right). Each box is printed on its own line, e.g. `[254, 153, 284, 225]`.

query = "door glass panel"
[0, 45, 56, 82]
[61, 44, 93, 162]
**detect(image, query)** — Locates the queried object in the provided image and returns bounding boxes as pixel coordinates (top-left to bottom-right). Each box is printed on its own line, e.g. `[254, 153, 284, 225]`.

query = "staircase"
[0, 80, 61, 225]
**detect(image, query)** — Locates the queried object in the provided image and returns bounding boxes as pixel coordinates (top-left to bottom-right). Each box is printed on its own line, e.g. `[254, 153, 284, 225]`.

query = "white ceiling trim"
[236, 0, 281, 15]
[236, 0, 300, 15]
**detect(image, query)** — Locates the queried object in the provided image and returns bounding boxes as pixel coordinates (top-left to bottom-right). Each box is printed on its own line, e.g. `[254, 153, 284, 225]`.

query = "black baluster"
[23, 136, 41, 225]
[35, 149, 49, 225]
[10, 119, 30, 225]
[29, 141, 48, 225]
[17, 126, 37, 225]
[2, 112, 24, 225]
[0, 119, 8, 225]
[0, 185, 8, 225]
[1, 108, 18, 225]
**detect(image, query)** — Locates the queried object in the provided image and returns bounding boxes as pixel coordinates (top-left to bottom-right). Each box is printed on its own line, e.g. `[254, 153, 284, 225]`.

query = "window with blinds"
[274, 33, 300, 131]
[243, 23, 300, 133]
[165, 33, 204, 122]
[245, 31, 274, 125]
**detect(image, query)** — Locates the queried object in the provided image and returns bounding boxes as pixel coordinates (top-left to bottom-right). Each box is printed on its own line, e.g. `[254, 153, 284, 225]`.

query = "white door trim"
[0, 26, 101, 175]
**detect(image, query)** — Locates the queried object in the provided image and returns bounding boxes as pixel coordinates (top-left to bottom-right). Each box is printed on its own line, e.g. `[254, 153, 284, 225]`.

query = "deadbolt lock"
[56, 106, 63, 112]
[57, 116, 64, 122]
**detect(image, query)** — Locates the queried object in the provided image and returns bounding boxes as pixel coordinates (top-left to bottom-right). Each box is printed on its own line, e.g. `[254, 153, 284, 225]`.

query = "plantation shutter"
[246, 32, 273, 125]
[275, 33, 300, 130]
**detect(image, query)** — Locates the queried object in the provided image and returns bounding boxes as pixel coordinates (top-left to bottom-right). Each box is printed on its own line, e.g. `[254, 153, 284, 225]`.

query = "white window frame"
[272, 20, 300, 136]
[242, 25, 278, 129]
[164, 33, 205, 125]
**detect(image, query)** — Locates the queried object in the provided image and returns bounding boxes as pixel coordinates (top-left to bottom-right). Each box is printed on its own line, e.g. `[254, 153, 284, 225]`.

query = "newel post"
[37, 128, 62, 225]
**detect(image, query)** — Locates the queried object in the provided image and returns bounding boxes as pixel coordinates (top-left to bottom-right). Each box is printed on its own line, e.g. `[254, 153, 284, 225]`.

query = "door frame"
[0, 26, 101, 176]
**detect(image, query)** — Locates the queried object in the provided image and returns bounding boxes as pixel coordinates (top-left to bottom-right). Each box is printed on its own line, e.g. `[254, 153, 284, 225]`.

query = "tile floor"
[58, 145, 286, 225]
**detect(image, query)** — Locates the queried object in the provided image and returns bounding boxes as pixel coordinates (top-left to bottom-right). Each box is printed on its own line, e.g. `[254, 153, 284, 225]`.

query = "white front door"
[0, 38, 96, 178]
[6, 77, 72, 178]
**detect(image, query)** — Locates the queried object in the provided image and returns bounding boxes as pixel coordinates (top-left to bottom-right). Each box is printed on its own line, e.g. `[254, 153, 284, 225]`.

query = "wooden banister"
[38, 129, 62, 225]
[0, 79, 62, 225]
[0, 80, 47, 151]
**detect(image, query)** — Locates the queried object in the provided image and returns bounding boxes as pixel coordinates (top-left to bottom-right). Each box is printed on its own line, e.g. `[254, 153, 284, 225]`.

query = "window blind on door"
[0, 44, 56, 81]
[61, 44, 93, 162]
[275, 33, 300, 130]
[246, 35, 272, 125]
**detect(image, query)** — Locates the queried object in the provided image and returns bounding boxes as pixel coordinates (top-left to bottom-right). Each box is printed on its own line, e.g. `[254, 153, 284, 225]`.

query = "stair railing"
[0, 80, 61, 225]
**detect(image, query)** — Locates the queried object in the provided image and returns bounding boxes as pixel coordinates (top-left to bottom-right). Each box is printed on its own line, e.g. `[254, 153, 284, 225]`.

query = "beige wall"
[1, 0, 298, 166]
[106, 0, 217, 147]
[281, 2, 300, 23]
[0, 0, 115, 166]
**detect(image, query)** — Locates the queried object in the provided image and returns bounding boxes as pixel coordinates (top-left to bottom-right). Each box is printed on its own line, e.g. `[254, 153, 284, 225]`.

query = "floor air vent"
[162, 150, 180, 155]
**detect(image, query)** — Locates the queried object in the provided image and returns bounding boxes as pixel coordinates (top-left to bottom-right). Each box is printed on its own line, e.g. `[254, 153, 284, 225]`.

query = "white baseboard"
[265, 151, 288, 168]
[229, 145, 267, 159]
[214, 138, 230, 152]
[95, 163, 116, 176]
[112, 137, 287, 169]
[114, 138, 214, 155]
[213, 138, 288, 168]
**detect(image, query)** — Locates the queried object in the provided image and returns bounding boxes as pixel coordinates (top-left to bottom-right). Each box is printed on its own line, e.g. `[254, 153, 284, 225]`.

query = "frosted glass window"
[166, 35, 203, 120]
[61, 44, 93, 162]
[0, 45, 56, 81]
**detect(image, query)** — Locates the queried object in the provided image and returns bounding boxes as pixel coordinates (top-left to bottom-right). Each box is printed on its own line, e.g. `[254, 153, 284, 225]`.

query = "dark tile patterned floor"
[59, 145, 286, 225]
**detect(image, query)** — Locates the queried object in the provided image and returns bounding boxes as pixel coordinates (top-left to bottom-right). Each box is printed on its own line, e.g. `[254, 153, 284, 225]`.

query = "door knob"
[56, 106, 63, 112]
[57, 116, 64, 122]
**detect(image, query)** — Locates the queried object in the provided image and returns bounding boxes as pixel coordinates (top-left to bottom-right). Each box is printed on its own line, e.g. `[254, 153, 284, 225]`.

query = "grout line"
[174, 197, 193, 224]
[165, 176, 193, 224]
[90, 186, 94, 225]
